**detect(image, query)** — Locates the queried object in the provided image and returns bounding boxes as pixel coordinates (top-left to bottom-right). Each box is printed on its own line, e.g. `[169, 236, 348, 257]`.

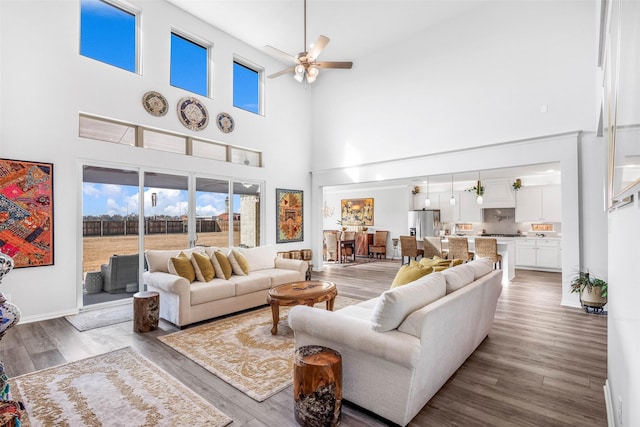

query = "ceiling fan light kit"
[266, 0, 353, 84]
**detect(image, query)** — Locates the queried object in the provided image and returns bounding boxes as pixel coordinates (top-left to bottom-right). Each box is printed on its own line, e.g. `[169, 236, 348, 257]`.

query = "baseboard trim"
[604, 379, 615, 426]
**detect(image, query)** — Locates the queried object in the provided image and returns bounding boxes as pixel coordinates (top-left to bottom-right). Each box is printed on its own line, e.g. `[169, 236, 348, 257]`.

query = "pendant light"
[476, 171, 484, 205]
[449, 174, 456, 206]
[424, 176, 431, 208]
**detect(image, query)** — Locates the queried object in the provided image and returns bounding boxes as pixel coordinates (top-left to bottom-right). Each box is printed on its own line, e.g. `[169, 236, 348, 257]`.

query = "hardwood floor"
[1, 260, 607, 426]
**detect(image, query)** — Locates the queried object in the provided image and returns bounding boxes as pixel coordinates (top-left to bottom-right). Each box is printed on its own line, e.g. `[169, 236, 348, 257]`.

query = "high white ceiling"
[165, 0, 562, 186]
[165, 0, 485, 63]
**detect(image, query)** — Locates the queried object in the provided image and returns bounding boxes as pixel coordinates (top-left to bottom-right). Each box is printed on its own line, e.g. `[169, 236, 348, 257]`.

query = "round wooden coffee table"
[267, 280, 337, 335]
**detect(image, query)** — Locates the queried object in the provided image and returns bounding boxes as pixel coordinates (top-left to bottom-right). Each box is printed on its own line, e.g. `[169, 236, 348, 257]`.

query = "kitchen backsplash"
[440, 207, 561, 236]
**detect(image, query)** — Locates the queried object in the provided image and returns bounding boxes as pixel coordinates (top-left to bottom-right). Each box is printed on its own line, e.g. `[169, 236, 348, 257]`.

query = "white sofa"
[288, 258, 502, 426]
[143, 245, 308, 328]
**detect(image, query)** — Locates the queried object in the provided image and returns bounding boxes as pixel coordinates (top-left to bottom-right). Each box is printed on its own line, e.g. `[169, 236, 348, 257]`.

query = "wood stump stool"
[294, 345, 342, 427]
[133, 291, 159, 333]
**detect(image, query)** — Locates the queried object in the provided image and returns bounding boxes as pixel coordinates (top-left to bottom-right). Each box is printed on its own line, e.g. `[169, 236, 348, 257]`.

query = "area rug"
[11, 347, 232, 427]
[65, 304, 133, 332]
[158, 296, 361, 402]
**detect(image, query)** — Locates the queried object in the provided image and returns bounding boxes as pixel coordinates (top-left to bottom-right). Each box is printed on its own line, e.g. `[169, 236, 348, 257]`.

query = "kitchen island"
[439, 237, 515, 285]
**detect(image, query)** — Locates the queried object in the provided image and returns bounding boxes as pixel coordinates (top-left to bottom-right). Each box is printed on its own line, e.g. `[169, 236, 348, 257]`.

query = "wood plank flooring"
[1, 260, 607, 426]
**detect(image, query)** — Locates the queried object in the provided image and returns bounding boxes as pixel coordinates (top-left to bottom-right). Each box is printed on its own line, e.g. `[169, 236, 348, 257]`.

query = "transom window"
[80, 0, 137, 73]
[233, 60, 261, 115]
[171, 32, 209, 96]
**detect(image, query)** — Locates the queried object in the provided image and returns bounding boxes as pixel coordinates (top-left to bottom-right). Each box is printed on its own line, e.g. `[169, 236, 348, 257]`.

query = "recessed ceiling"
[165, 0, 486, 63]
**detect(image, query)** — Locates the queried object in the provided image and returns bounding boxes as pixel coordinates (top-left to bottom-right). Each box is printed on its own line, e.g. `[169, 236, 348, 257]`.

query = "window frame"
[233, 56, 264, 116]
[79, 0, 140, 74]
[170, 29, 212, 98]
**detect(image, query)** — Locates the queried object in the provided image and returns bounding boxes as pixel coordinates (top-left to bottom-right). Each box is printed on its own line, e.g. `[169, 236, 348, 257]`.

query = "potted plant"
[512, 178, 522, 191]
[570, 270, 607, 313]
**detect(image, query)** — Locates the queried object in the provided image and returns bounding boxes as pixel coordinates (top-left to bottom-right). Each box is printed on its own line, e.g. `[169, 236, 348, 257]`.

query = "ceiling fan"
[265, 0, 353, 84]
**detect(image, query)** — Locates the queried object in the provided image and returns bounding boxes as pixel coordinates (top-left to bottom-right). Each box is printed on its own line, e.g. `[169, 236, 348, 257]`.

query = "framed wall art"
[0, 158, 54, 268]
[276, 189, 303, 243]
[341, 198, 374, 226]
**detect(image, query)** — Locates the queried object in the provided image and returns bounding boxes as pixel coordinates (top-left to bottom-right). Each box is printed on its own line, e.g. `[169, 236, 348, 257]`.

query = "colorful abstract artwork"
[0, 159, 54, 268]
[341, 198, 374, 226]
[276, 189, 303, 243]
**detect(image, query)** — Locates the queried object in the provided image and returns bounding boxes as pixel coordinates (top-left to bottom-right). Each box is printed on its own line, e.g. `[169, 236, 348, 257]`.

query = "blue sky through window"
[83, 183, 239, 218]
[80, 0, 136, 72]
[171, 33, 208, 96]
[233, 62, 259, 114]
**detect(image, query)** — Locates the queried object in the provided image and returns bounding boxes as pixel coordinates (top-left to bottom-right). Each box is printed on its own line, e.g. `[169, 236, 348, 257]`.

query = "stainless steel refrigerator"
[408, 210, 440, 239]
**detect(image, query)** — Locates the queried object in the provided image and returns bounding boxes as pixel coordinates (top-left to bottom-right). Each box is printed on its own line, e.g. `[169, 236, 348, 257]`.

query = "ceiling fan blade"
[307, 35, 330, 61]
[315, 61, 353, 69]
[268, 66, 296, 79]
[264, 45, 299, 64]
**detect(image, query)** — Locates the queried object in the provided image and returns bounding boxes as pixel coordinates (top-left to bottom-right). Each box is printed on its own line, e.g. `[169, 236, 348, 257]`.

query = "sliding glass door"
[82, 165, 262, 308]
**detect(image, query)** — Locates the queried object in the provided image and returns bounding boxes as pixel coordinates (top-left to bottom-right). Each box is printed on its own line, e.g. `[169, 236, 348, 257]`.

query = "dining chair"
[447, 237, 474, 262]
[340, 231, 356, 263]
[474, 237, 503, 269]
[399, 235, 424, 265]
[368, 230, 389, 259]
[423, 236, 443, 259]
[324, 231, 338, 262]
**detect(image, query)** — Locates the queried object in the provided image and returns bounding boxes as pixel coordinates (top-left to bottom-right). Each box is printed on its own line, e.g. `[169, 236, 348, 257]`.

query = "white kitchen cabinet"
[515, 185, 561, 222]
[459, 191, 482, 222]
[436, 192, 459, 223]
[481, 179, 516, 208]
[414, 192, 440, 210]
[515, 238, 560, 270]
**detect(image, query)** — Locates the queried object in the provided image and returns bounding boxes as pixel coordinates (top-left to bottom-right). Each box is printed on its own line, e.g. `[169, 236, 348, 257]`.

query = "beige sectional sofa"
[143, 245, 308, 328]
[288, 258, 502, 426]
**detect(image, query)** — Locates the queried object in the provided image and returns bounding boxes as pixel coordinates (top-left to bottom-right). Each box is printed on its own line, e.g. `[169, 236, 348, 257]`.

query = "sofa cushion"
[390, 261, 432, 288]
[442, 263, 476, 294]
[190, 279, 235, 305]
[191, 252, 215, 282]
[168, 252, 196, 283]
[213, 251, 233, 280]
[370, 273, 447, 332]
[467, 257, 494, 279]
[252, 268, 303, 287]
[232, 274, 272, 296]
[145, 247, 205, 273]
[238, 245, 277, 271]
[228, 249, 249, 275]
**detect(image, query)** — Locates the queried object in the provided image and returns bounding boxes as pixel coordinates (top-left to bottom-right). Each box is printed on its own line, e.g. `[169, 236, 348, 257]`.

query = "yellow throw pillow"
[226, 249, 247, 276]
[450, 259, 464, 267]
[232, 249, 250, 275]
[419, 256, 452, 268]
[168, 252, 195, 283]
[214, 251, 233, 280]
[390, 261, 433, 289]
[191, 252, 215, 282]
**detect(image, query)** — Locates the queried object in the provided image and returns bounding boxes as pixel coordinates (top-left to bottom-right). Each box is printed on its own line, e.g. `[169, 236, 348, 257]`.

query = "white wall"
[0, 0, 311, 321]
[323, 184, 408, 258]
[608, 200, 640, 426]
[310, 1, 597, 171]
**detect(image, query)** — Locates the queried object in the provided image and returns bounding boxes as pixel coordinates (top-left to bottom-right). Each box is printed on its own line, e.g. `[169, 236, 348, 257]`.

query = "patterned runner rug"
[11, 347, 232, 427]
[158, 295, 361, 402]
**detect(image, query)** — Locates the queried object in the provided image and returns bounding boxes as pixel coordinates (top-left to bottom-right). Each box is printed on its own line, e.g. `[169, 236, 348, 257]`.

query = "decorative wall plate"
[177, 97, 209, 131]
[142, 91, 168, 117]
[216, 112, 235, 133]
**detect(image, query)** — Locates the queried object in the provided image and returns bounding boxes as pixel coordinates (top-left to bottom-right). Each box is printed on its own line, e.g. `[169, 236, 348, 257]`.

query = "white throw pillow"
[442, 263, 476, 294]
[370, 273, 447, 332]
[467, 257, 493, 279]
[238, 245, 277, 271]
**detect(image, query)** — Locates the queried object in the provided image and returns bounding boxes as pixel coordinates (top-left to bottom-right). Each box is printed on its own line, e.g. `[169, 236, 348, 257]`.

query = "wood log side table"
[294, 345, 342, 427]
[267, 281, 337, 335]
[133, 291, 159, 333]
